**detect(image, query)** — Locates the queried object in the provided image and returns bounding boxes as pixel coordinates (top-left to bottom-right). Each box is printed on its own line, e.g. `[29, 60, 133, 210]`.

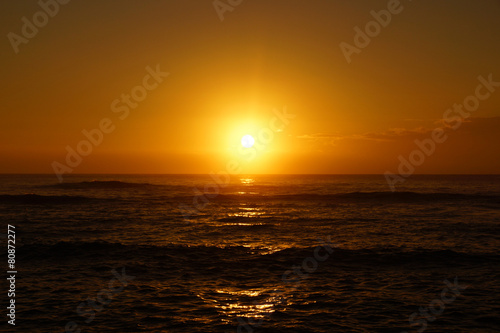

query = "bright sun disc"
[241, 134, 255, 148]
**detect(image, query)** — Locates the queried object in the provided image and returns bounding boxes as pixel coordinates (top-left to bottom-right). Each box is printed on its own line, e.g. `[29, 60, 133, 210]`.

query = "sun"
[241, 134, 255, 148]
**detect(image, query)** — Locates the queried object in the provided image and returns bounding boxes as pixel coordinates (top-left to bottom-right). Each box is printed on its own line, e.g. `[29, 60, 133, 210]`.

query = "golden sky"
[1, 0, 499, 175]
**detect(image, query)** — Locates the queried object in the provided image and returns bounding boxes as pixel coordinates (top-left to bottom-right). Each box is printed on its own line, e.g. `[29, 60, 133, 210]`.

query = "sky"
[1, 0, 500, 175]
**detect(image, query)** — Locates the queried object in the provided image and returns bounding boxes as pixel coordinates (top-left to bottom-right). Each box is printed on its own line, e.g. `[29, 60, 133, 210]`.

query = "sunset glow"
[1, 1, 499, 176]
[2, 1, 499, 332]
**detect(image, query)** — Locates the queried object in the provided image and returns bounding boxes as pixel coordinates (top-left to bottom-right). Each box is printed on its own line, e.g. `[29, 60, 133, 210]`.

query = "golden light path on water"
[194, 177, 297, 323]
[215, 177, 264, 222]
[215, 177, 295, 254]
[239, 178, 255, 185]
[197, 288, 281, 324]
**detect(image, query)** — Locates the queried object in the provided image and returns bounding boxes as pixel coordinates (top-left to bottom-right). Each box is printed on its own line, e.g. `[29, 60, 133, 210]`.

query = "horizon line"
[1, 173, 499, 176]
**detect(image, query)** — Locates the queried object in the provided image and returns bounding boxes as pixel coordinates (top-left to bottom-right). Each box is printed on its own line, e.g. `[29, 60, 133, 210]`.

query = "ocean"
[1, 174, 499, 332]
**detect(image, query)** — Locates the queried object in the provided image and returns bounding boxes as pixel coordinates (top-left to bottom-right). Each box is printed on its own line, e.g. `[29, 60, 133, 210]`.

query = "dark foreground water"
[0, 174, 499, 332]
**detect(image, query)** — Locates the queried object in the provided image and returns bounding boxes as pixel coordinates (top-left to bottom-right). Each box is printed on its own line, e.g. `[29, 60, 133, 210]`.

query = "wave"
[18, 241, 500, 267]
[0, 194, 101, 204]
[39, 180, 158, 189]
[5, 190, 497, 207]
[214, 191, 500, 203]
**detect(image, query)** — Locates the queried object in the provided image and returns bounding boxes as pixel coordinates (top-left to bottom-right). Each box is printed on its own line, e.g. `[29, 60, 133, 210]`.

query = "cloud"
[297, 127, 432, 144]
[297, 116, 500, 145]
[297, 133, 343, 140]
[296, 133, 344, 147]
[357, 127, 432, 141]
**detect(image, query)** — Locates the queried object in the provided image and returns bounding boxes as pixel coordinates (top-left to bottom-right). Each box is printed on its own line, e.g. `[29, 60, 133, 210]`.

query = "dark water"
[1, 174, 499, 332]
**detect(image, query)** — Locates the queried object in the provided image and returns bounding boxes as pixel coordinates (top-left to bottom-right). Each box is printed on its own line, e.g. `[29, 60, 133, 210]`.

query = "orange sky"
[1, 0, 499, 175]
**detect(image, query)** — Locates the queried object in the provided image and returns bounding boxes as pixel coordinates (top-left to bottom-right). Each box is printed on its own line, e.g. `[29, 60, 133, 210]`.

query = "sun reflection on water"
[240, 177, 255, 185]
[198, 288, 282, 323]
